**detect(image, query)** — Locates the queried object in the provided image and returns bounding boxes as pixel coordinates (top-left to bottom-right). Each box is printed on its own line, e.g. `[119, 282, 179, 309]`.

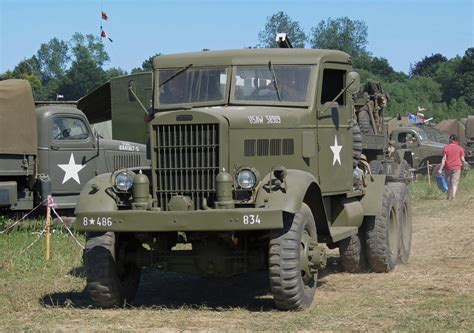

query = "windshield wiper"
[268, 61, 282, 101]
[159, 63, 193, 88]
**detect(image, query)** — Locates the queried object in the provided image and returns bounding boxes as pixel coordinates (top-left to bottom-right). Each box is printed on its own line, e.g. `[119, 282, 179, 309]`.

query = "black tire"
[387, 183, 412, 264]
[85, 232, 142, 308]
[339, 232, 369, 273]
[357, 108, 374, 135]
[353, 121, 363, 167]
[369, 160, 384, 174]
[399, 159, 413, 182]
[365, 186, 399, 272]
[269, 203, 318, 310]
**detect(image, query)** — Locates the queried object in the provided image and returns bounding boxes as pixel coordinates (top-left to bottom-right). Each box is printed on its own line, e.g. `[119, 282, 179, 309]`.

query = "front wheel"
[85, 232, 142, 308]
[268, 203, 319, 310]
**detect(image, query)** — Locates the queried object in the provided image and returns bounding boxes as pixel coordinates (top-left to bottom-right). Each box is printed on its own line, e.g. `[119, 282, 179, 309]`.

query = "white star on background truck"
[58, 153, 86, 184]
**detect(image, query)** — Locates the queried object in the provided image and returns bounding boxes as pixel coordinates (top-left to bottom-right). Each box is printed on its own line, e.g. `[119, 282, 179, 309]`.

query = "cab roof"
[153, 48, 352, 69]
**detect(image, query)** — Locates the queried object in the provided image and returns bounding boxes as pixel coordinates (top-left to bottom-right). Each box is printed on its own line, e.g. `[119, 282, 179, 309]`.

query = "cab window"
[320, 69, 345, 105]
[53, 117, 89, 141]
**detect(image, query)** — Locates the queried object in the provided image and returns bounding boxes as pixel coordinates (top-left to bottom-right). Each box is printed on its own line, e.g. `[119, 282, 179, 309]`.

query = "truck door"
[48, 115, 97, 204]
[316, 66, 353, 193]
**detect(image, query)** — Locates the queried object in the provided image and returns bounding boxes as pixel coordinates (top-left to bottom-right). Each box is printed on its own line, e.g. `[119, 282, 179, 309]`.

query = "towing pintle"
[276, 33, 293, 48]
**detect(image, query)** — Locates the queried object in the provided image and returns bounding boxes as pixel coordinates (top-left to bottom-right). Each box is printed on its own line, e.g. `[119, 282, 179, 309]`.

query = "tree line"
[1, 12, 472, 120]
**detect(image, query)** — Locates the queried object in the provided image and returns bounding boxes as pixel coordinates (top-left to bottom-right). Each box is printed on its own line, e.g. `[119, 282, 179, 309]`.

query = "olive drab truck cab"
[390, 126, 445, 173]
[76, 45, 412, 310]
[0, 79, 148, 211]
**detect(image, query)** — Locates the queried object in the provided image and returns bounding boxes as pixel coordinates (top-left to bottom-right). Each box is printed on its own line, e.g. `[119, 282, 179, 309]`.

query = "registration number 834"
[243, 214, 261, 225]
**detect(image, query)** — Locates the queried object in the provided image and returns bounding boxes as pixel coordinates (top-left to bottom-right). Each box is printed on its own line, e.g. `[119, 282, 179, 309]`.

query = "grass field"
[1, 172, 473, 331]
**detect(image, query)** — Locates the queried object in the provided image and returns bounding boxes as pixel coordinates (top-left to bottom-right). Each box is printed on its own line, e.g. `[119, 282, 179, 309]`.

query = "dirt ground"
[1, 182, 473, 331]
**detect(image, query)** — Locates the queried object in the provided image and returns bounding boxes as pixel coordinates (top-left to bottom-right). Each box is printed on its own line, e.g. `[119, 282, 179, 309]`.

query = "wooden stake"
[45, 195, 51, 261]
[427, 162, 431, 187]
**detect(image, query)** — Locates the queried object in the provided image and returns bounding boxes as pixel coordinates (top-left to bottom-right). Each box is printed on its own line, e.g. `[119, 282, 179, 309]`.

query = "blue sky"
[1, 0, 472, 74]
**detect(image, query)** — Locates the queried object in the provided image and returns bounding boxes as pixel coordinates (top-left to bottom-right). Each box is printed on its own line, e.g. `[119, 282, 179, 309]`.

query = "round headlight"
[115, 172, 133, 191]
[236, 169, 257, 189]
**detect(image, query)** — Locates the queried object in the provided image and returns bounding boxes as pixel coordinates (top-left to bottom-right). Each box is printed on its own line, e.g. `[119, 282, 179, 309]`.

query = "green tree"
[258, 11, 306, 48]
[409, 53, 447, 77]
[36, 38, 69, 83]
[131, 54, 161, 74]
[309, 17, 368, 57]
[58, 33, 109, 100]
[106, 67, 128, 80]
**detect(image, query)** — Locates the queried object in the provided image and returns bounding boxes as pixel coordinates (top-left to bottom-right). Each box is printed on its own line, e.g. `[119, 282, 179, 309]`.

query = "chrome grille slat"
[154, 123, 219, 211]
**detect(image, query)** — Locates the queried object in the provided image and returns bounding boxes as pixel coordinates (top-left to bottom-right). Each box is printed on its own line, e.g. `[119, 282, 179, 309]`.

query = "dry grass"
[0, 172, 473, 331]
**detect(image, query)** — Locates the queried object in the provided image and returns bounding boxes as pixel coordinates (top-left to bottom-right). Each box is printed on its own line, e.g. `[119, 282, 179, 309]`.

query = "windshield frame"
[229, 64, 315, 108]
[416, 128, 428, 141]
[153, 66, 231, 110]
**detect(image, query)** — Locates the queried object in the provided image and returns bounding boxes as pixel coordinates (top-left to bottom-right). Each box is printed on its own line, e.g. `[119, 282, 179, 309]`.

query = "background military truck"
[465, 115, 474, 165]
[354, 84, 445, 175]
[75, 47, 412, 310]
[77, 72, 152, 145]
[389, 125, 445, 173]
[0, 79, 147, 210]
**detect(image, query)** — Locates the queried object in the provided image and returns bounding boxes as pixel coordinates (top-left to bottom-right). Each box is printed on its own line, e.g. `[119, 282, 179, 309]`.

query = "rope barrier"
[1, 196, 85, 258]
[19, 226, 48, 254]
[0, 199, 47, 234]
[51, 206, 85, 250]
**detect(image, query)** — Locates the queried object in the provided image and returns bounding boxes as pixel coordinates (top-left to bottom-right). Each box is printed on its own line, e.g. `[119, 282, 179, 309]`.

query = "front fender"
[74, 173, 118, 215]
[255, 169, 318, 214]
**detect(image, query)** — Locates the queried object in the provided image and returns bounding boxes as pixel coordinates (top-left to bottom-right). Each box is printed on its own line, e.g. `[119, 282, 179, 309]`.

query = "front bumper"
[75, 208, 283, 232]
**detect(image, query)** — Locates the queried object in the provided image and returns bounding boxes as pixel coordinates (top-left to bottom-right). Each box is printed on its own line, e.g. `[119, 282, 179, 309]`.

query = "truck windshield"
[158, 67, 227, 105]
[234, 65, 311, 103]
[417, 129, 428, 141]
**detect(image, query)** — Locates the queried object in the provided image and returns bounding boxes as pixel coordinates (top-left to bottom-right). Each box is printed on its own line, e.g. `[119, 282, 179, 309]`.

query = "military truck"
[0, 79, 147, 210]
[75, 48, 412, 310]
[77, 72, 152, 145]
[389, 125, 445, 173]
[465, 115, 474, 165]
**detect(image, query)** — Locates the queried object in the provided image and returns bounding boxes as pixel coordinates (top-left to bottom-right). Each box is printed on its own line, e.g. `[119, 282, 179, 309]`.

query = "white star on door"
[58, 153, 86, 184]
[330, 135, 342, 166]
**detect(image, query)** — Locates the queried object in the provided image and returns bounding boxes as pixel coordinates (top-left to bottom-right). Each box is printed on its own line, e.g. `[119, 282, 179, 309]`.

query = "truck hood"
[99, 138, 146, 153]
[421, 141, 446, 149]
[157, 105, 312, 129]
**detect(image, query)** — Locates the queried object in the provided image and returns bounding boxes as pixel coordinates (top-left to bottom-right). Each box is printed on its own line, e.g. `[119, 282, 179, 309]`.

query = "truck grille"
[113, 153, 142, 169]
[154, 123, 219, 210]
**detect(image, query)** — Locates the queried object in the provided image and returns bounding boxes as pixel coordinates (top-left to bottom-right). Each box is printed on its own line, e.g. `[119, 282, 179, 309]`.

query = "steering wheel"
[54, 128, 71, 140]
[250, 86, 278, 100]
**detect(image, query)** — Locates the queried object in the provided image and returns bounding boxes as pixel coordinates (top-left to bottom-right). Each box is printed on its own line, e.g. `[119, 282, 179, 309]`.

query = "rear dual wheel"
[365, 186, 399, 272]
[387, 182, 412, 263]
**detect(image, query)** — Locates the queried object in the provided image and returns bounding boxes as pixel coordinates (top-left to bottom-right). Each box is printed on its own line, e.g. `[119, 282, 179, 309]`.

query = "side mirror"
[346, 71, 360, 94]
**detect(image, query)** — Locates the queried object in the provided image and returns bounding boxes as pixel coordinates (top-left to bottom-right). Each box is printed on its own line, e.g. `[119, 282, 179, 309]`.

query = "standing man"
[438, 134, 469, 200]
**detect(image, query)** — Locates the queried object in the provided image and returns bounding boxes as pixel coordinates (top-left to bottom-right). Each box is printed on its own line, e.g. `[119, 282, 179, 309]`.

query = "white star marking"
[58, 153, 86, 184]
[330, 135, 342, 166]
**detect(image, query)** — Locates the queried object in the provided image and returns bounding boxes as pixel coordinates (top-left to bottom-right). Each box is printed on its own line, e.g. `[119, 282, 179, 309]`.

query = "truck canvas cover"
[435, 119, 466, 145]
[0, 79, 37, 155]
[465, 115, 474, 140]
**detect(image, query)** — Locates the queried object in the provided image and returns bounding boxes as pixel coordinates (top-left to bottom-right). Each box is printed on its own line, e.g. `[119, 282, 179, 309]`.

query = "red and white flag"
[101, 11, 109, 20]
